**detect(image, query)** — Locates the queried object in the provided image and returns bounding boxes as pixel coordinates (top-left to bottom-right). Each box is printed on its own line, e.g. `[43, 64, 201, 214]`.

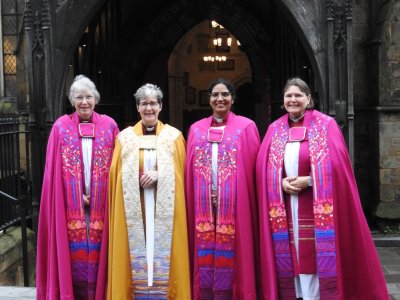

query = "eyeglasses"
[75, 95, 94, 102]
[210, 92, 231, 98]
[284, 93, 307, 99]
[138, 101, 160, 109]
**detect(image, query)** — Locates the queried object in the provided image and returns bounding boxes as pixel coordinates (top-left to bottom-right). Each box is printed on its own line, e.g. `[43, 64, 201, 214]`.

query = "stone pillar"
[374, 1, 400, 220]
[326, 0, 354, 161]
[24, 0, 54, 234]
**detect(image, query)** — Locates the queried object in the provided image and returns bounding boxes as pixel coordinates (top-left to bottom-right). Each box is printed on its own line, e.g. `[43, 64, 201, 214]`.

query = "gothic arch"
[276, 0, 327, 109]
[52, 0, 107, 117]
[49, 0, 326, 121]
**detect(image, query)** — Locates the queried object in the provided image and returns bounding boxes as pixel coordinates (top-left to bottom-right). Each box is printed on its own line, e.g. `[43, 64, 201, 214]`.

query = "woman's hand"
[140, 170, 158, 189]
[282, 176, 310, 195]
[83, 194, 90, 207]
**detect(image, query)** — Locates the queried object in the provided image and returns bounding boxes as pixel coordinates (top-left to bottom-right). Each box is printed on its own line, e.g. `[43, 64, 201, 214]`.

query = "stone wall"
[0, 226, 36, 287]
[375, 0, 400, 219]
[376, 112, 400, 218]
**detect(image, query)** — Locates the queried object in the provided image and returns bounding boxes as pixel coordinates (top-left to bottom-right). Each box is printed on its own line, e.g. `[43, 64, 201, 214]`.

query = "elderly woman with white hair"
[107, 83, 190, 299]
[36, 75, 119, 300]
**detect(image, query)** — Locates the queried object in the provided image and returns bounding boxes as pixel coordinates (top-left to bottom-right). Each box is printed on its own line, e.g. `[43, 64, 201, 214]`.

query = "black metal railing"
[0, 114, 31, 286]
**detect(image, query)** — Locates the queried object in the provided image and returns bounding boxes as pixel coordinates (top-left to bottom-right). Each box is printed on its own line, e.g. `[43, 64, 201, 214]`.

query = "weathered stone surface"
[393, 64, 400, 78]
[380, 184, 396, 202]
[381, 169, 392, 184]
[380, 122, 400, 138]
[380, 113, 390, 122]
[376, 200, 400, 219]
[353, 23, 367, 40]
[380, 91, 392, 105]
[389, 113, 400, 121]
[0, 227, 36, 286]
[380, 138, 391, 155]
[392, 22, 400, 43]
[391, 168, 400, 185]
[380, 156, 400, 168]
[390, 138, 400, 155]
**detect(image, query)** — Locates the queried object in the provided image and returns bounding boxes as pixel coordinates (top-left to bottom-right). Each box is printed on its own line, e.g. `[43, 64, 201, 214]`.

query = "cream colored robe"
[107, 121, 190, 299]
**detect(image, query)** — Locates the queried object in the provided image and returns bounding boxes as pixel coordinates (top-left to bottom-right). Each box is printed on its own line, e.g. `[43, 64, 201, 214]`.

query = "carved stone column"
[326, 0, 354, 161]
[24, 0, 53, 233]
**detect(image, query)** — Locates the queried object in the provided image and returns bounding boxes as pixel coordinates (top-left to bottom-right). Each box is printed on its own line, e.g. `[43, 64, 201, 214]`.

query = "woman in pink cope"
[185, 78, 260, 299]
[36, 75, 119, 299]
[257, 77, 389, 299]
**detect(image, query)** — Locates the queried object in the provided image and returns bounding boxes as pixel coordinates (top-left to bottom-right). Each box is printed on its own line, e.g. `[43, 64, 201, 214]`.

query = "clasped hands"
[282, 176, 310, 195]
[140, 170, 158, 189]
[83, 194, 90, 207]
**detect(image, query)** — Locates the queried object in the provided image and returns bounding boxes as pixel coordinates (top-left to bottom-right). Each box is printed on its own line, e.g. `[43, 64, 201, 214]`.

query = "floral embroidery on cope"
[192, 126, 239, 296]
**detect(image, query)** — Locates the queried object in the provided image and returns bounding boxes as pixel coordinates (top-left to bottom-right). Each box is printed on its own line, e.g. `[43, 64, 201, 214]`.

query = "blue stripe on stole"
[197, 249, 235, 259]
[222, 182, 231, 212]
[215, 250, 234, 258]
[69, 181, 79, 208]
[315, 229, 335, 238]
[69, 242, 101, 251]
[272, 231, 289, 241]
[201, 177, 208, 210]
[198, 249, 215, 256]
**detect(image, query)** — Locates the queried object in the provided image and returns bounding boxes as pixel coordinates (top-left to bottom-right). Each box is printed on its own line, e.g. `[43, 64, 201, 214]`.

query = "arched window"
[1, 0, 19, 98]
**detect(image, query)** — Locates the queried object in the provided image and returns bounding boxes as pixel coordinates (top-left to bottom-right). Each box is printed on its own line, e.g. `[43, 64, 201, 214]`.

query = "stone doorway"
[58, 0, 318, 136]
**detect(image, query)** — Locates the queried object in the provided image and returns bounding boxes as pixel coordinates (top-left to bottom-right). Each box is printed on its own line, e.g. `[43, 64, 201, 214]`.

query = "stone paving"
[0, 243, 399, 299]
[378, 246, 400, 300]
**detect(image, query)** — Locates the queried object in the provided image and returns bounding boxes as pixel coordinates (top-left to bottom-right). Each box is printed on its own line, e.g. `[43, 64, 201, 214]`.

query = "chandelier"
[203, 55, 227, 62]
[203, 20, 240, 62]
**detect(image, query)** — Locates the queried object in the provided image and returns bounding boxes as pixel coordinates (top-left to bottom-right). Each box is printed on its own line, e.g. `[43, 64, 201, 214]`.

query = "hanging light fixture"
[203, 20, 232, 62]
[203, 55, 227, 62]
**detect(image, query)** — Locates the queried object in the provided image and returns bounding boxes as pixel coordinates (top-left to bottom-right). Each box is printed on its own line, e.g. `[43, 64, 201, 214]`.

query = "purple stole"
[191, 116, 240, 299]
[266, 110, 339, 298]
[59, 112, 115, 298]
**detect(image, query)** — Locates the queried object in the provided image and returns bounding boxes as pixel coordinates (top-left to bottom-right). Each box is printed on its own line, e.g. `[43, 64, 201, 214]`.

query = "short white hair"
[68, 75, 100, 105]
[134, 83, 163, 105]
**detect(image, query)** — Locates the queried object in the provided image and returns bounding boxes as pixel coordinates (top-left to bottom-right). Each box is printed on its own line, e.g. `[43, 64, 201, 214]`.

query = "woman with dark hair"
[36, 75, 119, 299]
[185, 78, 260, 299]
[257, 77, 389, 299]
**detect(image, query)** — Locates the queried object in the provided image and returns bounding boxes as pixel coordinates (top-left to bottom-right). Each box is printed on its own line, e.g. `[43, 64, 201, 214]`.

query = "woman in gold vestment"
[107, 83, 190, 299]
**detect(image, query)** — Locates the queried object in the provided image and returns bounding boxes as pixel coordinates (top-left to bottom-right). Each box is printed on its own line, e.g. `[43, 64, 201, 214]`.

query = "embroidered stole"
[119, 124, 178, 298]
[285, 126, 316, 276]
[266, 112, 339, 298]
[192, 125, 239, 299]
[60, 113, 113, 298]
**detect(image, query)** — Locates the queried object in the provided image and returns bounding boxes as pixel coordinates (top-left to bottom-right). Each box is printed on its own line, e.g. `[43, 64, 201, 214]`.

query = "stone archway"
[60, 1, 320, 132]
[27, 0, 330, 129]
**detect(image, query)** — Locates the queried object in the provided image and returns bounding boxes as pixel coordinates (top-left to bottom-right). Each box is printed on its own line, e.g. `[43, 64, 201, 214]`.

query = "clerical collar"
[79, 114, 93, 123]
[211, 115, 227, 127]
[142, 123, 157, 135]
[289, 113, 305, 123]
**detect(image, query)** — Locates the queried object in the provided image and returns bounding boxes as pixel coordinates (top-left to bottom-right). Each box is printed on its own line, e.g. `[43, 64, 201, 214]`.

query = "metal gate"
[0, 113, 31, 286]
